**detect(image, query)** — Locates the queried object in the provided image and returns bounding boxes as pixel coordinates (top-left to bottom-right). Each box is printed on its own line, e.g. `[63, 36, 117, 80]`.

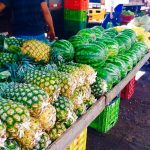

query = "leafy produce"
[122, 10, 134, 16]
[51, 40, 74, 63]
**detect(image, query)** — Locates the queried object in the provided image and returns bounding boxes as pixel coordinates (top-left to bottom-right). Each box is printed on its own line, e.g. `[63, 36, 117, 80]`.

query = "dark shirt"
[0, 0, 46, 35]
[115, 4, 123, 13]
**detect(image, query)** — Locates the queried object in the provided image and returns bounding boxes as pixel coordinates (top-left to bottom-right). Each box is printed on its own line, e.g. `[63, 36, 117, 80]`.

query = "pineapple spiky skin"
[56, 72, 77, 98]
[23, 69, 60, 103]
[0, 53, 17, 67]
[48, 122, 66, 141]
[1, 139, 21, 150]
[4, 37, 24, 53]
[38, 104, 56, 132]
[0, 99, 30, 139]
[33, 132, 51, 150]
[84, 94, 96, 109]
[3, 83, 50, 117]
[0, 120, 6, 148]
[71, 63, 97, 85]
[74, 103, 86, 117]
[21, 40, 51, 63]
[91, 77, 108, 97]
[17, 117, 42, 149]
[58, 64, 85, 87]
[53, 97, 77, 123]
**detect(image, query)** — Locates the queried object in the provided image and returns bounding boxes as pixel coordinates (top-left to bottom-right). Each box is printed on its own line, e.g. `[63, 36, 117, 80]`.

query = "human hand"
[110, 13, 113, 19]
[47, 30, 56, 41]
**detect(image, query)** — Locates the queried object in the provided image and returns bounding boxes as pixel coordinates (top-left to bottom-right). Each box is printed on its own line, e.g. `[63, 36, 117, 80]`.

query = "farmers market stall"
[0, 23, 150, 150]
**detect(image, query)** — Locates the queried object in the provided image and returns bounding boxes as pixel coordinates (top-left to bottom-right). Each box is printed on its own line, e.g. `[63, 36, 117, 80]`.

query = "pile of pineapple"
[0, 36, 108, 149]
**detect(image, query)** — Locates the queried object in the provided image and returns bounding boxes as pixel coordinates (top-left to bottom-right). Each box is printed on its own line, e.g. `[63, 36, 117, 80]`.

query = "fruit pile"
[0, 25, 148, 149]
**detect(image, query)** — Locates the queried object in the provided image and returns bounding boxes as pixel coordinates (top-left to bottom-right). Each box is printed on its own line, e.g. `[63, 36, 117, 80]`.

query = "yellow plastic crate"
[67, 128, 87, 150]
[88, 9, 106, 23]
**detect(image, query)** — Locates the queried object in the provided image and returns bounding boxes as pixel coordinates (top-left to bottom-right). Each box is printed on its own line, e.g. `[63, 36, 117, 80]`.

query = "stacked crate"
[90, 97, 120, 133]
[64, 0, 88, 38]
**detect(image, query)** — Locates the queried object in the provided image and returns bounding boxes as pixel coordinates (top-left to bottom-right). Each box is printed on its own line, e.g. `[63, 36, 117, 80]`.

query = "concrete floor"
[87, 64, 150, 150]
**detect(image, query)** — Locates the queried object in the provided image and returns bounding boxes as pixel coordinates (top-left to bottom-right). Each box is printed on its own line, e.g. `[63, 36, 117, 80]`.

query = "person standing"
[101, 0, 123, 28]
[0, 0, 55, 41]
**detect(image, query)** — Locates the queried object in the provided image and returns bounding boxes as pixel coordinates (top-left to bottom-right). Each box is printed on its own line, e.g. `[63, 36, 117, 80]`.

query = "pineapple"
[0, 53, 17, 67]
[74, 103, 87, 117]
[53, 97, 77, 126]
[79, 84, 91, 100]
[17, 117, 42, 149]
[58, 64, 85, 87]
[21, 40, 51, 63]
[91, 77, 108, 97]
[48, 122, 66, 141]
[71, 63, 97, 85]
[0, 120, 6, 148]
[2, 83, 50, 117]
[1, 139, 21, 150]
[84, 94, 97, 109]
[33, 132, 51, 150]
[23, 69, 60, 103]
[0, 99, 31, 139]
[56, 72, 77, 98]
[38, 104, 56, 131]
[4, 37, 24, 53]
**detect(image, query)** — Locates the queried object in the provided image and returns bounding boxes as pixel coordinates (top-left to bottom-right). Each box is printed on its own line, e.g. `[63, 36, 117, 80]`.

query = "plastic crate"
[64, 9, 87, 22]
[64, 20, 87, 38]
[121, 77, 136, 100]
[120, 14, 135, 25]
[64, 0, 88, 10]
[67, 128, 87, 150]
[89, 97, 120, 133]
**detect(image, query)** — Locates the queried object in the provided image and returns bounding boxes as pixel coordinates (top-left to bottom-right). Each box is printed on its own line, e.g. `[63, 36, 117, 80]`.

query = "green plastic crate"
[64, 9, 87, 22]
[64, 20, 87, 38]
[90, 97, 120, 133]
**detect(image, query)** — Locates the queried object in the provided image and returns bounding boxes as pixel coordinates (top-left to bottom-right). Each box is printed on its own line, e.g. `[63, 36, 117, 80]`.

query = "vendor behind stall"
[0, 0, 55, 41]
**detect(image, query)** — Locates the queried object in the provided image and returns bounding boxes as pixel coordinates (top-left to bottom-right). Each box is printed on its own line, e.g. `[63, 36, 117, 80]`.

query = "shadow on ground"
[87, 64, 150, 150]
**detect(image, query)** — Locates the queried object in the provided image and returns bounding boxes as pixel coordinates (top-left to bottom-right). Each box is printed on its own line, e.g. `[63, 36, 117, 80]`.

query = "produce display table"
[47, 52, 150, 150]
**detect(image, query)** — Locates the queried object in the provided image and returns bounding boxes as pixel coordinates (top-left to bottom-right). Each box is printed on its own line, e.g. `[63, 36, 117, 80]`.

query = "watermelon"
[51, 40, 74, 63]
[68, 35, 89, 49]
[75, 44, 107, 67]
[77, 28, 96, 42]
[107, 57, 128, 78]
[121, 29, 136, 43]
[97, 38, 119, 58]
[115, 34, 132, 50]
[91, 26, 104, 38]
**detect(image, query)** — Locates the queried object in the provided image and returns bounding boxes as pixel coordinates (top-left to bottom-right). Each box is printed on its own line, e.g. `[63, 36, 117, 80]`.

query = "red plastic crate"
[121, 77, 136, 100]
[64, 0, 88, 10]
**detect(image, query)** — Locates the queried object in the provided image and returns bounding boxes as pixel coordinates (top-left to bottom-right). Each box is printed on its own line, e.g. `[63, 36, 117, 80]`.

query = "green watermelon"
[75, 44, 107, 67]
[115, 34, 132, 50]
[68, 35, 89, 49]
[107, 57, 128, 78]
[91, 26, 104, 38]
[77, 28, 96, 42]
[121, 29, 136, 43]
[51, 39, 74, 63]
[98, 38, 119, 58]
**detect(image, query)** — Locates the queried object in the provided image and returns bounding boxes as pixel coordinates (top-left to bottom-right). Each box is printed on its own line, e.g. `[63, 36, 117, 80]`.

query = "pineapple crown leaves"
[0, 82, 9, 98]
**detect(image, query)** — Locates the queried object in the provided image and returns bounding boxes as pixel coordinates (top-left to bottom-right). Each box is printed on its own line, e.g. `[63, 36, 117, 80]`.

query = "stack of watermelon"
[51, 26, 148, 97]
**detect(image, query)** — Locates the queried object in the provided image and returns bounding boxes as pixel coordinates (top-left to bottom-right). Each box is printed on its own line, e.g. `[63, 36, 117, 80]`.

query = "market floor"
[87, 64, 150, 150]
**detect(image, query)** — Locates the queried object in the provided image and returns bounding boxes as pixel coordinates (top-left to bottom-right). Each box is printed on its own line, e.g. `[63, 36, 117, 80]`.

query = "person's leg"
[101, 13, 111, 29]
[111, 12, 118, 27]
